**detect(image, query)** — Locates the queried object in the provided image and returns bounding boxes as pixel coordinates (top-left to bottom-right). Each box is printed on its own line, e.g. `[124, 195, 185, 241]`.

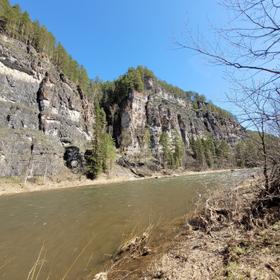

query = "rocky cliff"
[103, 72, 245, 170]
[0, 34, 246, 180]
[0, 34, 94, 177]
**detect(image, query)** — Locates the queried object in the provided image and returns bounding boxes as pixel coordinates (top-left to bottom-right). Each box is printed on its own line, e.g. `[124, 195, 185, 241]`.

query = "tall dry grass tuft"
[113, 223, 154, 261]
[61, 239, 93, 280]
[26, 245, 47, 280]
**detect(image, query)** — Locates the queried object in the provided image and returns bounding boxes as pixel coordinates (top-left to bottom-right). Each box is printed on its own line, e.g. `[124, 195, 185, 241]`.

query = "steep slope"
[0, 34, 94, 177]
[0, 34, 247, 180]
[102, 68, 245, 171]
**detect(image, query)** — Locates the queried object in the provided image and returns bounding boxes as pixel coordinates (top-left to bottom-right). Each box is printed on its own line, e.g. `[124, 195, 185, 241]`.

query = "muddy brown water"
[0, 170, 254, 279]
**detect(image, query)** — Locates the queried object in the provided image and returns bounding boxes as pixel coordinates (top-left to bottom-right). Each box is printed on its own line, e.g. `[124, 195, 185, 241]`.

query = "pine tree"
[19, 12, 31, 43]
[86, 101, 116, 179]
[5, 4, 20, 38]
[160, 132, 175, 168]
[142, 128, 152, 163]
[216, 140, 230, 159]
[77, 65, 89, 92]
[32, 20, 44, 52]
[102, 133, 116, 174]
[190, 137, 206, 168]
[173, 131, 185, 168]
[0, 0, 92, 96]
[202, 136, 216, 168]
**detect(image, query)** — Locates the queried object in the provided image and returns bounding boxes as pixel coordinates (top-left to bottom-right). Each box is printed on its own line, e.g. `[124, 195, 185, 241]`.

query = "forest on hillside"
[0, 0, 90, 91]
[0, 0, 268, 179]
[0, 0, 232, 117]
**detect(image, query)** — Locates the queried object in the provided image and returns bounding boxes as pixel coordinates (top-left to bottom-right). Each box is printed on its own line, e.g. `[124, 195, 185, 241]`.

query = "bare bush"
[180, 0, 280, 204]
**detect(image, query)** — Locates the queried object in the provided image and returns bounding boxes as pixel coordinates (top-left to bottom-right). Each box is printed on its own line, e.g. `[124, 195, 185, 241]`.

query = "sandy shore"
[0, 168, 234, 197]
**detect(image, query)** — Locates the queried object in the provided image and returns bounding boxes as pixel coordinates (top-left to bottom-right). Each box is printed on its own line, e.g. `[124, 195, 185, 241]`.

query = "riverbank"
[0, 168, 251, 280]
[102, 173, 280, 280]
[0, 165, 237, 196]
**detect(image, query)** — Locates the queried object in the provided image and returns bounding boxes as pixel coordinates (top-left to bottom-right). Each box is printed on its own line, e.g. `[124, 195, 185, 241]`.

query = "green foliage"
[173, 131, 185, 168]
[0, 0, 90, 93]
[190, 136, 234, 169]
[142, 128, 152, 162]
[158, 77, 236, 121]
[86, 104, 105, 179]
[102, 66, 155, 105]
[136, 65, 155, 80]
[0, 0, 10, 13]
[86, 147, 103, 180]
[235, 134, 261, 168]
[158, 80, 190, 99]
[115, 67, 144, 95]
[192, 92, 236, 121]
[193, 92, 207, 103]
[143, 128, 151, 147]
[102, 133, 116, 172]
[190, 137, 206, 167]
[86, 102, 116, 179]
[216, 140, 230, 159]
[99, 65, 236, 126]
[160, 132, 174, 168]
[0, 0, 236, 122]
[193, 98, 233, 119]
[207, 102, 236, 120]
[160, 131, 185, 169]
[101, 66, 197, 105]
[90, 78, 106, 103]
[202, 136, 216, 168]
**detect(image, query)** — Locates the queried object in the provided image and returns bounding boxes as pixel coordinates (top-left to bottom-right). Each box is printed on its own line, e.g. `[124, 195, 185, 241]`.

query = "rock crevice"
[0, 34, 94, 177]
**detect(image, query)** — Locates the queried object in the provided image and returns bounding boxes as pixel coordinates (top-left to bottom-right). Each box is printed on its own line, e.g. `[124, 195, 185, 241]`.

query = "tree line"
[189, 134, 263, 170]
[101, 66, 235, 121]
[160, 131, 185, 169]
[0, 0, 263, 176]
[0, 0, 90, 92]
[0, 0, 235, 122]
[86, 100, 116, 179]
[0, 0, 116, 178]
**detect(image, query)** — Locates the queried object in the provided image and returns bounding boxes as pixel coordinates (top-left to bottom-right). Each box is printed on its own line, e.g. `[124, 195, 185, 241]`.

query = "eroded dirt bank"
[101, 173, 280, 280]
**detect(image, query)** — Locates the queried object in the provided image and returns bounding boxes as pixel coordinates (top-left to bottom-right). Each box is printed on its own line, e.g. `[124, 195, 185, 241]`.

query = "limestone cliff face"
[0, 35, 94, 177]
[0, 33, 246, 179]
[104, 77, 245, 167]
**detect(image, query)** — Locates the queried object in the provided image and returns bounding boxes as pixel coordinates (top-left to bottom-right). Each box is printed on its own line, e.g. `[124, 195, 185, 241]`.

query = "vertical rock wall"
[0, 35, 94, 177]
[104, 77, 245, 167]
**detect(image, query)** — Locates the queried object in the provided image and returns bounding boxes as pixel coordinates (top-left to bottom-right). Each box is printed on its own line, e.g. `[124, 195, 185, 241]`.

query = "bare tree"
[180, 0, 280, 188]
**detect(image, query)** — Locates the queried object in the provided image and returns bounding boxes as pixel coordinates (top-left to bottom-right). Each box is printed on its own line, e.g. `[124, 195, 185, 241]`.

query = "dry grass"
[25, 239, 94, 280]
[187, 177, 260, 232]
[61, 239, 93, 280]
[220, 222, 280, 280]
[103, 224, 155, 280]
[101, 173, 280, 280]
[26, 245, 47, 280]
[143, 174, 280, 280]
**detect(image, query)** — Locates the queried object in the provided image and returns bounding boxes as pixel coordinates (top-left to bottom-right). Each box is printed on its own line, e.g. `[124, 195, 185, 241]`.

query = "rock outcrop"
[103, 77, 245, 168]
[0, 34, 94, 177]
[0, 33, 246, 179]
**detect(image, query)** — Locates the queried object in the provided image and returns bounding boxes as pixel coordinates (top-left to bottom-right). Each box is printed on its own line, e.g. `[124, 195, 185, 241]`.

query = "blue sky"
[10, 0, 233, 112]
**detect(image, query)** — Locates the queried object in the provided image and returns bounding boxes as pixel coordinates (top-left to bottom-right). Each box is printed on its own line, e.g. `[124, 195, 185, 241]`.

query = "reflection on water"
[0, 170, 253, 279]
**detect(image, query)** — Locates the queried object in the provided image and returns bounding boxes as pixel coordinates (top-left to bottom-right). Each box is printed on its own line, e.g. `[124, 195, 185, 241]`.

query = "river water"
[0, 170, 253, 279]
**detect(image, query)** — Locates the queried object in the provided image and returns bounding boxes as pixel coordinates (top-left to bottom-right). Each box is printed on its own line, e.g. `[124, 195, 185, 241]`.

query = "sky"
[10, 0, 233, 112]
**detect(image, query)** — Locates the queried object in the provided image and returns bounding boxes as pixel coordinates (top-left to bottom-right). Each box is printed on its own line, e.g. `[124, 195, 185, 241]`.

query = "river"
[0, 170, 253, 279]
